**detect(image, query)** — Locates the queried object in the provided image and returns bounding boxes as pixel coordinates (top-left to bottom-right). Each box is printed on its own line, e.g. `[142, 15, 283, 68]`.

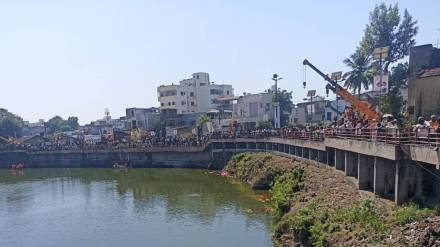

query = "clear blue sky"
[0, 0, 439, 124]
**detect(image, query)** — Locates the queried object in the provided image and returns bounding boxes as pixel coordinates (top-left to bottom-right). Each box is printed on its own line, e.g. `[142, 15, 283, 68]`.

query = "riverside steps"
[1, 128, 440, 205]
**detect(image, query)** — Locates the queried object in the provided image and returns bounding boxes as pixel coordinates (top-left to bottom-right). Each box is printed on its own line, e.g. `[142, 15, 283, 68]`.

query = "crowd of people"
[1, 107, 439, 152]
[0, 134, 210, 152]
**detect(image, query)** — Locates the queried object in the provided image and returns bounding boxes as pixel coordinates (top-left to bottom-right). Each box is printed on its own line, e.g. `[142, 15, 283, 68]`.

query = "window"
[131, 110, 134, 117]
[162, 90, 177, 96]
[210, 89, 223, 95]
[161, 103, 164, 106]
[168, 102, 171, 106]
[180, 92, 185, 96]
[191, 101, 195, 106]
[197, 75, 199, 79]
[172, 101, 176, 105]
[227, 90, 230, 95]
[326, 112, 332, 121]
[181, 101, 186, 105]
[190, 92, 194, 97]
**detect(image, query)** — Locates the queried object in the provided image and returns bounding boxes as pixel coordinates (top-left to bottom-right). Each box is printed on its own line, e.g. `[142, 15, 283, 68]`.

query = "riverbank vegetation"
[224, 152, 440, 246]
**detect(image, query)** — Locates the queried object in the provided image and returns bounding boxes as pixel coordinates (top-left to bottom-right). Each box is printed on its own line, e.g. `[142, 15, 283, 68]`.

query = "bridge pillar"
[396, 161, 440, 205]
[303, 148, 309, 159]
[345, 151, 358, 178]
[358, 154, 374, 192]
[318, 150, 327, 164]
[335, 149, 345, 171]
[310, 149, 318, 161]
[394, 160, 412, 205]
[326, 148, 335, 167]
[374, 157, 396, 200]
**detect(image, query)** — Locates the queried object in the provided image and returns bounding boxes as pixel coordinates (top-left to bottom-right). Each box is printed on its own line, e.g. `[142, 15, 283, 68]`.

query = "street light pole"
[271, 74, 283, 129]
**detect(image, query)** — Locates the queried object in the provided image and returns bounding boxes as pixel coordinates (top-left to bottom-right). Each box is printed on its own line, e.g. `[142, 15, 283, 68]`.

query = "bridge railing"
[211, 128, 440, 147]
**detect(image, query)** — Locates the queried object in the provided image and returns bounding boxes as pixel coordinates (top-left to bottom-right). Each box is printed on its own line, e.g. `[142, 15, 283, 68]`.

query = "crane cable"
[303, 64, 307, 88]
[399, 144, 440, 181]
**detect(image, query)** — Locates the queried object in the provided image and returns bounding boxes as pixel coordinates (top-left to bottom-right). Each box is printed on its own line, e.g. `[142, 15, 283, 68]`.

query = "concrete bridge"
[211, 136, 440, 205]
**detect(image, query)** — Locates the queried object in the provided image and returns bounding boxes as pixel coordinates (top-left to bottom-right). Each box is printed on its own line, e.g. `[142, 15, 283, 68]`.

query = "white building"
[291, 97, 348, 126]
[233, 92, 274, 129]
[290, 107, 306, 126]
[157, 72, 234, 114]
[324, 99, 349, 123]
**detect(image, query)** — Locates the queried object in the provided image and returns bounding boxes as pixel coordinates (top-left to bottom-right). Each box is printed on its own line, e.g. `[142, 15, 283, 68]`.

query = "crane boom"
[302, 59, 380, 120]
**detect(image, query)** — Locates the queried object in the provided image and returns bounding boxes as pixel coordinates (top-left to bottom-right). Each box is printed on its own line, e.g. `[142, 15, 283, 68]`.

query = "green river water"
[0, 168, 273, 247]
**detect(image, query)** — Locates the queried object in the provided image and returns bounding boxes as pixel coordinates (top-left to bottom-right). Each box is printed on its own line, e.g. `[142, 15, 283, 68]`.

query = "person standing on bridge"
[428, 115, 439, 147]
[429, 115, 439, 130]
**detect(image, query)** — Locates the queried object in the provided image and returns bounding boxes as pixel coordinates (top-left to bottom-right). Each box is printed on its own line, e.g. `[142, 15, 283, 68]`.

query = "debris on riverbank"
[224, 152, 440, 247]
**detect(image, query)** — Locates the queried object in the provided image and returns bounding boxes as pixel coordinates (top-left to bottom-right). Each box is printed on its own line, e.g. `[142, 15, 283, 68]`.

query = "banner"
[373, 74, 389, 94]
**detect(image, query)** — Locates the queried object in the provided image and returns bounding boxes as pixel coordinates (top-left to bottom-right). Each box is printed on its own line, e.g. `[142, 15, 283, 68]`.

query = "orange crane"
[303, 59, 380, 120]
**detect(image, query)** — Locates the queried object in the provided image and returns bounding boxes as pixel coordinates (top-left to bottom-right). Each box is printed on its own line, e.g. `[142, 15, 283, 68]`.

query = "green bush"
[345, 199, 386, 233]
[394, 204, 436, 226]
[274, 198, 387, 246]
[270, 168, 304, 214]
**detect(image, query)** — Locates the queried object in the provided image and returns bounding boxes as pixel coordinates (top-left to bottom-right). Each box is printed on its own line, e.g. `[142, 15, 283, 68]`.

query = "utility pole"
[330, 72, 343, 118]
[271, 74, 283, 129]
[304, 90, 316, 125]
[373, 46, 390, 113]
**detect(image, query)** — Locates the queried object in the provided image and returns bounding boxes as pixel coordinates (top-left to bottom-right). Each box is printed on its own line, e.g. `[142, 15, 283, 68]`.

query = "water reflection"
[0, 168, 273, 247]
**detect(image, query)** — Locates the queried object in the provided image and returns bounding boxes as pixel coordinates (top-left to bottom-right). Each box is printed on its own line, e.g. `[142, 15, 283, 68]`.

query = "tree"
[275, 89, 293, 127]
[47, 116, 65, 132]
[361, 3, 418, 72]
[196, 114, 210, 138]
[47, 116, 80, 133]
[380, 63, 408, 117]
[0, 108, 23, 137]
[196, 115, 209, 128]
[67, 116, 80, 130]
[256, 121, 272, 129]
[343, 49, 373, 96]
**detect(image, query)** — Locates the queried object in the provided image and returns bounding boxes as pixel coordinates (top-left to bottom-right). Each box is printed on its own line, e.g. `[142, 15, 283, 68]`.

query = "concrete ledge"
[212, 138, 326, 151]
[408, 145, 440, 169]
[325, 138, 397, 160]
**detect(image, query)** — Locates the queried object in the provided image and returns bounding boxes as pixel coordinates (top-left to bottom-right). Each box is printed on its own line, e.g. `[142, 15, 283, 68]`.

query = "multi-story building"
[290, 106, 306, 126]
[408, 44, 440, 120]
[324, 99, 348, 123]
[293, 96, 348, 125]
[22, 119, 46, 136]
[125, 107, 160, 130]
[233, 92, 274, 130]
[157, 72, 234, 115]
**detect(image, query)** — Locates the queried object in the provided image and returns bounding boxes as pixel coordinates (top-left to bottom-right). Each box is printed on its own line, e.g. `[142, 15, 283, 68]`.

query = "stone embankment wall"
[0, 147, 212, 169]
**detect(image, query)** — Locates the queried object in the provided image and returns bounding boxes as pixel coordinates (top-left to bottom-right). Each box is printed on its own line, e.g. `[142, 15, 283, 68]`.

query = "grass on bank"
[225, 152, 440, 246]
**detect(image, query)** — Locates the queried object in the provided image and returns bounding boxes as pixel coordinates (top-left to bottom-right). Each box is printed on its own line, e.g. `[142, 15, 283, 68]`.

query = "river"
[0, 168, 273, 247]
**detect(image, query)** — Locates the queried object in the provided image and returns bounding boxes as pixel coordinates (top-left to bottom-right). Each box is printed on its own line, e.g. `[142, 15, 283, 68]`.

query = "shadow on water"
[0, 168, 273, 247]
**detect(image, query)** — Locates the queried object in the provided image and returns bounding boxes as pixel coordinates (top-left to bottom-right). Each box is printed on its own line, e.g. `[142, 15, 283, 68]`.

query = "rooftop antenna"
[436, 28, 440, 48]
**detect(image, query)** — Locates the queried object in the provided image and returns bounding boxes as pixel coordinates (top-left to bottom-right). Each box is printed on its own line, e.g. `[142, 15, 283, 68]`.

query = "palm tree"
[343, 49, 373, 97]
